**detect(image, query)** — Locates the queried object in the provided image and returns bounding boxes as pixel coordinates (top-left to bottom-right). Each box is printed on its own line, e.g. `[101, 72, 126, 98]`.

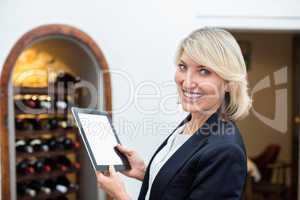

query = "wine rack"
[14, 73, 82, 200]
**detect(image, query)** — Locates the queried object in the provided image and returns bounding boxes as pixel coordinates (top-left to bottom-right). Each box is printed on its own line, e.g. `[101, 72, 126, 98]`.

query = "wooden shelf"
[15, 108, 68, 116]
[17, 167, 78, 182]
[13, 83, 82, 200]
[16, 149, 79, 159]
[14, 112, 68, 119]
[14, 86, 68, 96]
[15, 128, 76, 140]
[18, 187, 78, 200]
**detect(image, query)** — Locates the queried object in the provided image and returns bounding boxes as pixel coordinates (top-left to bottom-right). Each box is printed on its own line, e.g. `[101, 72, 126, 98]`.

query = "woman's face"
[175, 51, 227, 115]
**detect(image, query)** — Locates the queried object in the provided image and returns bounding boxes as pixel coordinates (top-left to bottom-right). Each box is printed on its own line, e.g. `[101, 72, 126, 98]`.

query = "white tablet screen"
[77, 113, 123, 165]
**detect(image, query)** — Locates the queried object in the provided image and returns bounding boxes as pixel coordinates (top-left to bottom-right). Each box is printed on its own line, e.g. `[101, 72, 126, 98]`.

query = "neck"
[184, 110, 217, 134]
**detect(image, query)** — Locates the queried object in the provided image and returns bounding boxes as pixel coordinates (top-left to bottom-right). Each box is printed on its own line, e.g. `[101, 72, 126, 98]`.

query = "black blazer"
[138, 112, 247, 200]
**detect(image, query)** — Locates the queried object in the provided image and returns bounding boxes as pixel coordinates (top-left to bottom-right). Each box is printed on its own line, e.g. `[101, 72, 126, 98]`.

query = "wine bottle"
[57, 136, 79, 150]
[15, 118, 25, 130]
[35, 118, 51, 130]
[39, 95, 52, 109]
[17, 182, 36, 197]
[26, 180, 41, 196]
[39, 179, 53, 194]
[57, 175, 79, 191]
[55, 73, 80, 86]
[49, 118, 59, 130]
[16, 159, 34, 175]
[44, 157, 57, 171]
[33, 158, 51, 173]
[43, 178, 56, 191]
[56, 100, 68, 110]
[15, 118, 34, 131]
[30, 119, 40, 130]
[16, 139, 33, 153]
[56, 156, 73, 171]
[55, 176, 70, 194]
[24, 95, 40, 109]
[46, 137, 60, 150]
[29, 138, 42, 152]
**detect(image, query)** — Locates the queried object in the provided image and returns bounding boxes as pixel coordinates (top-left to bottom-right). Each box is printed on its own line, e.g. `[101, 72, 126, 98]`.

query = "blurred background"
[0, 0, 299, 200]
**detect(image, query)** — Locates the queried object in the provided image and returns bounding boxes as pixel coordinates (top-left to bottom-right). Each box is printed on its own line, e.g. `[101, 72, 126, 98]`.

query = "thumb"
[109, 165, 116, 176]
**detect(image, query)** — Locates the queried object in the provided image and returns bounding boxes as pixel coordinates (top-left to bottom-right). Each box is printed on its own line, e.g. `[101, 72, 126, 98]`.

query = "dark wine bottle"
[32, 119, 41, 130]
[56, 156, 73, 171]
[40, 139, 50, 152]
[15, 118, 34, 131]
[32, 158, 51, 173]
[55, 73, 80, 85]
[44, 158, 57, 171]
[49, 118, 59, 130]
[56, 175, 79, 191]
[16, 159, 35, 175]
[46, 137, 60, 150]
[16, 139, 33, 153]
[24, 95, 40, 109]
[33, 159, 44, 173]
[55, 176, 70, 194]
[35, 118, 51, 130]
[17, 182, 36, 197]
[26, 180, 41, 196]
[43, 178, 56, 193]
[29, 138, 42, 152]
[57, 136, 79, 150]
[38, 179, 52, 194]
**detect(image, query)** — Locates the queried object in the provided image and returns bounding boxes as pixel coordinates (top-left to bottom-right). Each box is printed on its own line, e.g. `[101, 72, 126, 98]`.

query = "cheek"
[200, 80, 224, 101]
[174, 71, 182, 85]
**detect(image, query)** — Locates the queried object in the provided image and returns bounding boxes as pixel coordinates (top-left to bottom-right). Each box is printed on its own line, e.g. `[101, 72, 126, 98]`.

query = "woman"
[96, 27, 252, 200]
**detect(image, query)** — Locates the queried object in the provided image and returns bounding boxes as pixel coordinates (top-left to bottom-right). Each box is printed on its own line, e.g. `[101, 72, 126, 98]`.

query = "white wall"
[1, 0, 300, 199]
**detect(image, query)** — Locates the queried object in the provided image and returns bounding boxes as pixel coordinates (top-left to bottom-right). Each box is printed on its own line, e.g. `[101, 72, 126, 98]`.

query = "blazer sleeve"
[186, 143, 247, 200]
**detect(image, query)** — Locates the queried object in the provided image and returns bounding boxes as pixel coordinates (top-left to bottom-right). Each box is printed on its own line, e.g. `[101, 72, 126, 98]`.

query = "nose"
[182, 70, 197, 89]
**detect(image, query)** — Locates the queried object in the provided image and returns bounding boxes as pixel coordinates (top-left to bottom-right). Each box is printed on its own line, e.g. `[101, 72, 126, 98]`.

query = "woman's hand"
[96, 165, 130, 200]
[116, 144, 146, 181]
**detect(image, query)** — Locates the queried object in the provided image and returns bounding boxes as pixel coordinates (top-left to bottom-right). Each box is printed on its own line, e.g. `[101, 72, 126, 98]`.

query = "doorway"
[0, 24, 112, 200]
[230, 30, 299, 200]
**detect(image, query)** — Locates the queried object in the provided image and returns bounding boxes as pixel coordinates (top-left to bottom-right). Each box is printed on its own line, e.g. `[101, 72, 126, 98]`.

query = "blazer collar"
[139, 112, 220, 200]
[137, 113, 193, 200]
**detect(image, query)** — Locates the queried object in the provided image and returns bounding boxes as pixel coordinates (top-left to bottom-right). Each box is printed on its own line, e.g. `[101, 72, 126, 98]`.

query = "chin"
[181, 102, 202, 113]
[181, 100, 215, 115]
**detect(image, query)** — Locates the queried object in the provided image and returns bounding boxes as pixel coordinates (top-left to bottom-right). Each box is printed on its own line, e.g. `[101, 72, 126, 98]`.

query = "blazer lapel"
[138, 113, 192, 200]
[148, 112, 219, 200]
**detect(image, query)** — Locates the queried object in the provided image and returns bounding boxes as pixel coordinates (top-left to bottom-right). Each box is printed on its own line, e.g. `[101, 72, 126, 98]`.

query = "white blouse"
[145, 124, 191, 200]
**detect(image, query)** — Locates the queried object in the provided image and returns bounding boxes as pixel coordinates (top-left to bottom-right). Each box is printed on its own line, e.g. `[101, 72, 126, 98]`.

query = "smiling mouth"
[182, 89, 203, 99]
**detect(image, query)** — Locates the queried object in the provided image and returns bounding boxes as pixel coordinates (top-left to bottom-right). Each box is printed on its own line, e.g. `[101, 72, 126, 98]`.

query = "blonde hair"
[175, 27, 252, 120]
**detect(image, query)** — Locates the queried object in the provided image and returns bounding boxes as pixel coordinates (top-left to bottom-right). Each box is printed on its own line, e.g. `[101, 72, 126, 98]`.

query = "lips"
[182, 89, 203, 102]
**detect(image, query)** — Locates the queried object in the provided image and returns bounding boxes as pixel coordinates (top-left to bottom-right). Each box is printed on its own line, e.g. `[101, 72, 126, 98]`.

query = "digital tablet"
[71, 107, 130, 172]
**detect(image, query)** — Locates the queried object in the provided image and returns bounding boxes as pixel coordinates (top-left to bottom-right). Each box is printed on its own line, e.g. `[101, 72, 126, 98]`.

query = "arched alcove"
[0, 24, 112, 200]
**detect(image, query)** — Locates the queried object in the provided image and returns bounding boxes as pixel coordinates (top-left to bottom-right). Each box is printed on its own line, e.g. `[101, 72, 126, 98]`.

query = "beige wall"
[234, 33, 293, 163]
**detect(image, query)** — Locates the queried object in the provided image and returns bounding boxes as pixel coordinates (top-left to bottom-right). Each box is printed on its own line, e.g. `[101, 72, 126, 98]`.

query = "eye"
[177, 64, 187, 71]
[198, 68, 210, 75]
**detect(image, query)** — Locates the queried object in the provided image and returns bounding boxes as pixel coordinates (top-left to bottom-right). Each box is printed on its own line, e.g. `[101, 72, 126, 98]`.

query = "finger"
[109, 165, 116, 176]
[116, 144, 133, 155]
[96, 171, 107, 183]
